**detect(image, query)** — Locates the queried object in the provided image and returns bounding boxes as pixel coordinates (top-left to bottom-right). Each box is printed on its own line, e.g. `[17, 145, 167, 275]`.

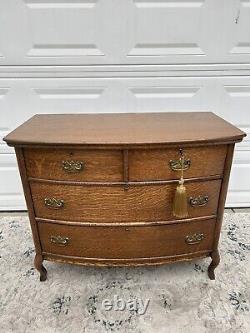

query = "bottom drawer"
[38, 219, 215, 260]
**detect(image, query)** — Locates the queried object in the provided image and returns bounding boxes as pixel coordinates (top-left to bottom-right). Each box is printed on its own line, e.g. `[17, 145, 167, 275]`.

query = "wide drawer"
[129, 145, 227, 181]
[38, 219, 215, 259]
[24, 146, 227, 183]
[24, 148, 123, 182]
[31, 180, 221, 222]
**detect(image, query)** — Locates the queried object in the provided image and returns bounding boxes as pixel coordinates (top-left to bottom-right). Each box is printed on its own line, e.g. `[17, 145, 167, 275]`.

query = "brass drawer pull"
[169, 158, 191, 171]
[62, 160, 84, 173]
[50, 235, 69, 246]
[44, 198, 64, 209]
[189, 195, 209, 207]
[185, 233, 204, 245]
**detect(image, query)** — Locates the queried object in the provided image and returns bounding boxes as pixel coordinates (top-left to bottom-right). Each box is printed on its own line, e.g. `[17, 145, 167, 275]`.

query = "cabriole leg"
[208, 249, 220, 280]
[34, 254, 47, 282]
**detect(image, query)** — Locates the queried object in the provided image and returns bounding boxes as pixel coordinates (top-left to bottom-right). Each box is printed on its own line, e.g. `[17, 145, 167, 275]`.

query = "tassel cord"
[180, 154, 184, 185]
[172, 151, 188, 218]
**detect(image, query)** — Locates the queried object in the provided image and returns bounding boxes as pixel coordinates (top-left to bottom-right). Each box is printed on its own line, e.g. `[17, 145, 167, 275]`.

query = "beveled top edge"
[3, 112, 246, 147]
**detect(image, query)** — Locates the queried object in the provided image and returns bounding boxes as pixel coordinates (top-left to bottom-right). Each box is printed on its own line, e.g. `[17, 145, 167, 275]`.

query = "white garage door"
[0, 0, 249, 210]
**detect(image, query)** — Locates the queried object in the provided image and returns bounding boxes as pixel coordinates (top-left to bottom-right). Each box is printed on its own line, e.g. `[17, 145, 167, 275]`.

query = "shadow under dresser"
[3, 112, 246, 281]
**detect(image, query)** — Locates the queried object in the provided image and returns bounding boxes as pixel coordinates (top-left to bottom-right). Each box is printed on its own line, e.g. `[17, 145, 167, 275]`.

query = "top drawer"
[24, 148, 123, 182]
[24, 145, 227, 182]
[129, 145, 227, 181]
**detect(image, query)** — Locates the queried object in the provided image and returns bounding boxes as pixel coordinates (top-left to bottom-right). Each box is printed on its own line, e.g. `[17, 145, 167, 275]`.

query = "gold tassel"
[173, 177, 188, 218]
[172, 150, 188, 218]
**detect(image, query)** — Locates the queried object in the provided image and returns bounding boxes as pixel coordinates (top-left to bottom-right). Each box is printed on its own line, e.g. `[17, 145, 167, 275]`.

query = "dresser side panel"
[15, 147, 42, 254]
[213, 144, 235, 250]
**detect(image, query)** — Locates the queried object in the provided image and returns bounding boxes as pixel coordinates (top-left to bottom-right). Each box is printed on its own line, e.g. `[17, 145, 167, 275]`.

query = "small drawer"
[31, 179, 221, 222]
[129, 145, 227, 181]
[24, 148, 123, 182]
[38, 219, 215, 259]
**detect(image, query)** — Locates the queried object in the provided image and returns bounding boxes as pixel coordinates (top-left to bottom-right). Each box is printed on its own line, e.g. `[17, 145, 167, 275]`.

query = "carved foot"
[208, 249, 220, 280]
[34, 254, 47, 281]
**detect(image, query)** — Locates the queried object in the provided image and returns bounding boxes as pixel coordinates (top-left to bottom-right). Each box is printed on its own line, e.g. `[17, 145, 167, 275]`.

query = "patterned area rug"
[0, 212, 249, 333]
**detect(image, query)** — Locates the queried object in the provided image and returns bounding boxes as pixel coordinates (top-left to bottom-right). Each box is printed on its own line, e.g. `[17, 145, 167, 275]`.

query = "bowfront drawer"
[129, 145, 227, 181]
[31, 179, 221, 222]
[24, 148, 123, 182]
[38, 219, 215, 259]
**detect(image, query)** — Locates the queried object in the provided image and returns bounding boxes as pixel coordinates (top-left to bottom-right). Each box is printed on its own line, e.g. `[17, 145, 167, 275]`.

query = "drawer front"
[129, 145, 227, 181]
[38, 219, 215, 259]
[24, 148, 123, 182]
[31, 180, 221, 222]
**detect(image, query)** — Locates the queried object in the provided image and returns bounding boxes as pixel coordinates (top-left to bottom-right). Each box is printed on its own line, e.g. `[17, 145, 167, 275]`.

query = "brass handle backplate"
[44, 198, 64, 209]
[50, 235, 69, 246]
[169, 158, 191, 171]
[185, 233, 204, 245]
[62, 160, 84, 173]
[189, 195, 209, 207]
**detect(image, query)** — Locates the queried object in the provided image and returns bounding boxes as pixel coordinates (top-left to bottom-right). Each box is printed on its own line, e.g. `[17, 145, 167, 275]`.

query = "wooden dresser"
[4, 112, 246, 281]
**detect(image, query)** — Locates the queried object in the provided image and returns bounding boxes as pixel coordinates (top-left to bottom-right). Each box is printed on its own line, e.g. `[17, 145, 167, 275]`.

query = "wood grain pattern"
[3, 113, 246, 146]
[35, 214, 217, 227]
[15, 148, 42, 254]
[42, 251, 210, 267]
[38, 218, 215, 259]
[129, 145, 227, 181]
[15, 148, 47, 281]
[208, 144, 235, 279]
[24, 148, 123, 181]
[24, 145, 226, 182]
[30, 180, 221, 222]
[4, 113, 245, 280]
[213, 145, 235, 250]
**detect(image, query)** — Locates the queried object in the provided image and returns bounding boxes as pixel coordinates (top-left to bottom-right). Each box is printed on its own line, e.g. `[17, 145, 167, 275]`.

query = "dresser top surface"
[4, 112, 246, 147]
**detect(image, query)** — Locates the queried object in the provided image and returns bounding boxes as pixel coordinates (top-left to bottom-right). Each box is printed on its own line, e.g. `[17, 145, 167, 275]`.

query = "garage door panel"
[1, 0, 250, 65]
[0, 1, 249, 210]
[0, 0, 107, 65]
[24, 0, 104, 58]
[127, 0, 207, 57]
[1, 76, 250, 132]
[0, 155, 25, 210]
[224, 85, 250, 127]
[0, 76, 249, 209]
[227, 150, 250, 207]
[0, 88, 12, 154]
[229, 0, 250, 55]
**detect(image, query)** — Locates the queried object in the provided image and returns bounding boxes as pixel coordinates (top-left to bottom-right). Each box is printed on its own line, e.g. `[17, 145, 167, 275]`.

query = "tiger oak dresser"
[4, 112, 246, 281]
